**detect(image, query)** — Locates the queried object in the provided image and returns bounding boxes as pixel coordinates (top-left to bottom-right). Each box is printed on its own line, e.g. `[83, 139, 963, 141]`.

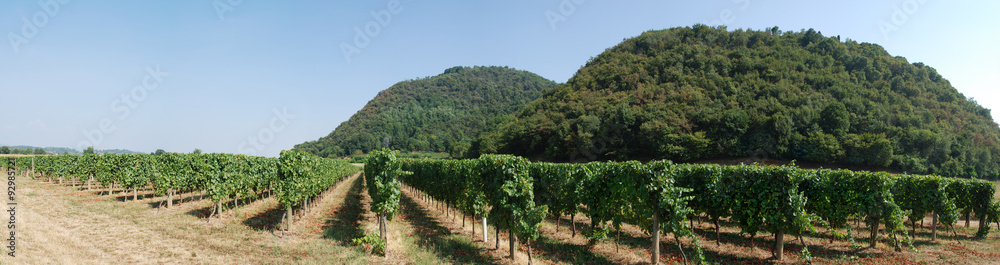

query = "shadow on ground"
[399, 193, 497, 264]
[322, 176, 367, 244]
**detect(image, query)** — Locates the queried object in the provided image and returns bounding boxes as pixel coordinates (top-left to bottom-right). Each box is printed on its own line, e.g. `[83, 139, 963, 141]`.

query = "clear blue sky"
[2, 0, 998, 157]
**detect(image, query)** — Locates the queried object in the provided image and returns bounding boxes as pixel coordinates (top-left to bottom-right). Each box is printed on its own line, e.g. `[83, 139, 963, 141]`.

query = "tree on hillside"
[34, 148, 46, 155]
[192, 148, 202, 154]
[0, 146, 9, 154]
[820, 102, 849, 138]
[154, 149, 166, 156]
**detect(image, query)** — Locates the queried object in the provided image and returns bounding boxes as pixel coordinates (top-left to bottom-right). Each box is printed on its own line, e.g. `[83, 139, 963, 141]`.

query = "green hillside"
[294, 66, 557, 158]
[477, 25, 1000, 180]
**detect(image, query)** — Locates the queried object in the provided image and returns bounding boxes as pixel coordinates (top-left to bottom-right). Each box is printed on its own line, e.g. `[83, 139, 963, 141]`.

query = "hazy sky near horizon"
[2, 0, 998, 157]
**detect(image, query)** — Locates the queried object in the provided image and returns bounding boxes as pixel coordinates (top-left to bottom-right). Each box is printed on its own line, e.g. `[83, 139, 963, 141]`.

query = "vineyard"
[5, 151, 358, 228]
[4, 152, 1000, 264]
[388, 153, 1000, 264]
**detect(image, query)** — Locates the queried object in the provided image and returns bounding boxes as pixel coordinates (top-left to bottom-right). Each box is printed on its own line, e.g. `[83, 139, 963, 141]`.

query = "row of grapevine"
[401, 155, 998, 263]
[479, 155, 548, 263]
[362, 149, 406, 248]
[9, 152, 360, 225]
[891, 174, 998, 238]
[401, 156, 489, 239]
[14, 154, 282, 215]
[401, 156, 696, 264]
[276, 150, 360, 229]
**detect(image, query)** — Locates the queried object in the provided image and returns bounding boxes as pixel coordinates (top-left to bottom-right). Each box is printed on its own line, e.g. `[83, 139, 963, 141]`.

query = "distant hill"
[96, 148, 145, 155]
[478, 25, 1000, 180]
[0, 145, 143, 155]
[294, 66, 558, 158]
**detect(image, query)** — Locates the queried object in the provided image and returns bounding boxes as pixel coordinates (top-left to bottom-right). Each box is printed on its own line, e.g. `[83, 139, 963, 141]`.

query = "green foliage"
[800, 247, 813, 264]
[486, 25, 1000, 180]
[201, 153, 280, 204]
[294, 66, 557, 158]
[892, 174, 959, 231]
[820, 102, 849, 137]
[528, 162, 584, 221]
[479, 154, 548, 241]
[277, 150, 360, 208]
[723, 164, 814, 238]
[94, 154, 151, 189]
[153, 153, 189, 195]
[352, 233, 386, 256]
[401, 158, 489, 221]
[673, 164, 729, 225]
[843, 133, 894, 167]
[364, 149, 407, 220]
[797, 132, 844, 162]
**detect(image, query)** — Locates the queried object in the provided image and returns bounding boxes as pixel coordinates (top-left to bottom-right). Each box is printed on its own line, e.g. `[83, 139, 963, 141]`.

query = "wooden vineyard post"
[509, 228, 517, 260]
[168, 188, 173, 208]
[980, 212, 987, 238]
[652, 211, 660, 265]
[869, 217, 879, 248]
[483, 218, 488, 243]
[966, 212, 970, 228]
[571, 215, 576, 238]
[379, 213, 388, 245]
[286, 205, 293, 232]
[932, 211, 938, 241]
[774, 229, 784, 261]
[527, 239, 533, 265]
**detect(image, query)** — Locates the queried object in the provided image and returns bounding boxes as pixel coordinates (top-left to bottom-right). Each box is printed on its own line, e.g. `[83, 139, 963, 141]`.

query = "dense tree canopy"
[294, 66, 556, 158]
[478, 25, 1000, 180]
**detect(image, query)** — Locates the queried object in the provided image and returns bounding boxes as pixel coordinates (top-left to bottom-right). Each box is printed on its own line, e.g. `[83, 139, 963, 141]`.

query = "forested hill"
[294, 66, 557, 158]
[476, 25, 1000, 180]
